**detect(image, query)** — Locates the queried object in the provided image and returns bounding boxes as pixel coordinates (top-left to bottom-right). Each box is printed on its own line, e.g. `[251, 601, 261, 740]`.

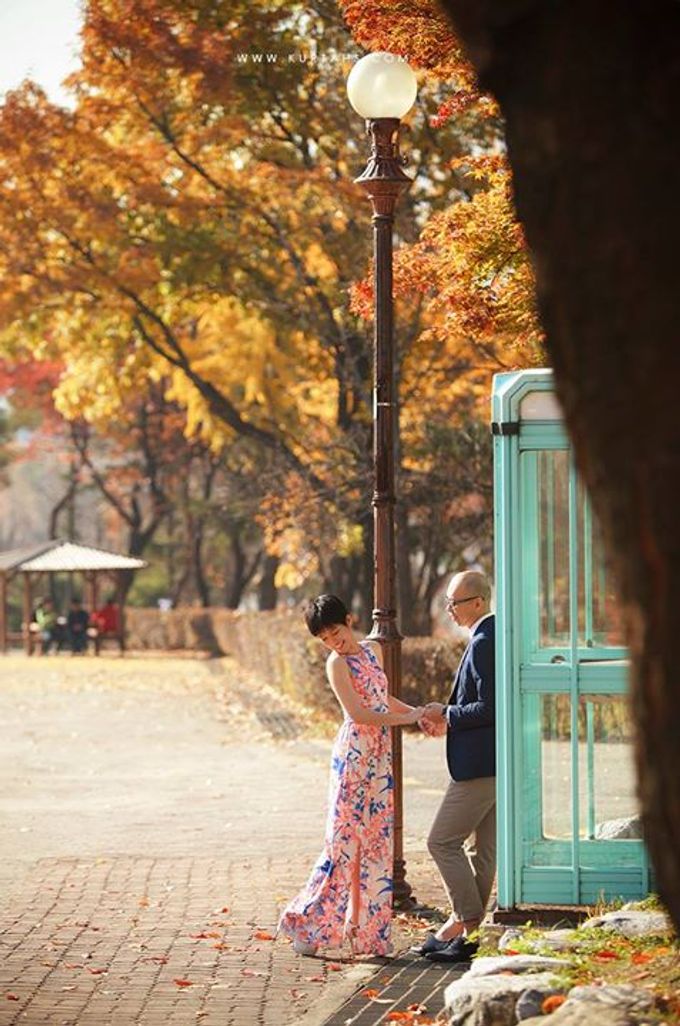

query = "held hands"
[419, 702, 447, 737]
[404, 706, 425, 724]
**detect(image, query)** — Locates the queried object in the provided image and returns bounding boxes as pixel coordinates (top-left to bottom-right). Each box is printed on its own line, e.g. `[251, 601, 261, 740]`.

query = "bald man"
[416, 570, 496, 963]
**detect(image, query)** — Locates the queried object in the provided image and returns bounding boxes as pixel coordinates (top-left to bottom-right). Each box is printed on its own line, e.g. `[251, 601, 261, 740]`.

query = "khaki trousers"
[427, 776, 496, 922]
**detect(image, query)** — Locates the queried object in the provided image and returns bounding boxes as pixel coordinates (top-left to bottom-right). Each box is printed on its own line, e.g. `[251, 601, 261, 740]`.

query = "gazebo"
[0, 540, 147, 654]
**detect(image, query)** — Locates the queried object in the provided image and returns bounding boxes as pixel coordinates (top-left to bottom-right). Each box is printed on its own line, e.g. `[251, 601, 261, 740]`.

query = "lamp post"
[347, 52, 417, 908]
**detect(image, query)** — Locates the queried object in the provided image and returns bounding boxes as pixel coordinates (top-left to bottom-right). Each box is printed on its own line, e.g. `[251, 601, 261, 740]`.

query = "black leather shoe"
[410, 932, 454, 956]
[424, 936, 479, 963]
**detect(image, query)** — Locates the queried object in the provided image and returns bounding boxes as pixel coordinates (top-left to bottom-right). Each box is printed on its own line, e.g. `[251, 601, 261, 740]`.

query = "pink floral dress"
[278, 642, 394, 955]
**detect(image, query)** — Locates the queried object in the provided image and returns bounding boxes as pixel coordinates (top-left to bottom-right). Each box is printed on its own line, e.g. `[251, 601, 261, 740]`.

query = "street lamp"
[347, 52, 417, 908]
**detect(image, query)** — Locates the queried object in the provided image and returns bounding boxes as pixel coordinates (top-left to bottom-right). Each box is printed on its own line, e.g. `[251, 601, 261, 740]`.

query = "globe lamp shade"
[346, 52, 417, 120]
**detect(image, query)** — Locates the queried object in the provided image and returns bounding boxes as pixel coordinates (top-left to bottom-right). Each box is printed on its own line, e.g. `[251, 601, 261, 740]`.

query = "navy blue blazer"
[445, 614, 496, 781]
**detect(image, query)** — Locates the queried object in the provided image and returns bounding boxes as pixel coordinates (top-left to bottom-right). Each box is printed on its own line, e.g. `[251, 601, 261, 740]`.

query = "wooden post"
[116, 571, 126, 654]
[0, 572, 7, 654]
[22, 573, 33, 655]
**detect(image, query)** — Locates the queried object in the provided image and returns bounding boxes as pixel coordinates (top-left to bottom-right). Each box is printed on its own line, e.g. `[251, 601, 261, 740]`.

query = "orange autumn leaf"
[363, 989, 381, 998]
[190, 931, 221, 939]
[631, 951, 652, 964]
[386, 1012, 435, 1023]
[253, 931, 276, 941]
[173, 979, 193, 988]
[86, 968, 107, 975]
[594, 949, 619, 960]
[503, 948, 520, 955]
[327, 963, 343, 971]
[542, 995, 567, 1014]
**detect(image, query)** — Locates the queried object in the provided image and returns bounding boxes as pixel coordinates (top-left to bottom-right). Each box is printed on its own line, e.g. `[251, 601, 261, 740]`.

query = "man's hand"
[422, 702, 446, 721]
[418, 703, 447, 737]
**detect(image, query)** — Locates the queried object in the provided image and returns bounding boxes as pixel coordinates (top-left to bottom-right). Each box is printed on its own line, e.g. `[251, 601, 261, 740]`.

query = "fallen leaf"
[5, 994, 20, 1001]
[594, 949, 619, 961]
[138, 897, 150, 907]
[190, 932, 221, 940]
[61, 986, 77, 992]
[141, 956, 168, 964]
[327, 962, 343, 971]
[503, 948, 520, 956]
[631, 952, 652, 965]
[253, 931, 276, 941]
[87, 968, 108, 976]
[173, 978, 194, 988]
[363, 988, 381, 999]
[240, 968, 264, 978]
[220, 907, 229, 913]
[542, 995, 567, 1014]
[213, 943, 232, 951]
[63, 963, 84, 970]
[305, 974, 325, 982]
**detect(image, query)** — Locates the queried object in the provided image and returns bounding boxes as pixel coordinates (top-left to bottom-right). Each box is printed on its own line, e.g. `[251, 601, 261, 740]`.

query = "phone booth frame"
[493, 369, 651, 909]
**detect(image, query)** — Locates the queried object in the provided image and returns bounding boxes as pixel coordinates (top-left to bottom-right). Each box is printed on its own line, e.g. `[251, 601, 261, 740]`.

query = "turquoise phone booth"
[492, 369, 650, 908]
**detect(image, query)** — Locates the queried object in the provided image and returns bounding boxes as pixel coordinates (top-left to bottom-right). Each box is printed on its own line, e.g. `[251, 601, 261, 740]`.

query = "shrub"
[124, 608, 464, 711]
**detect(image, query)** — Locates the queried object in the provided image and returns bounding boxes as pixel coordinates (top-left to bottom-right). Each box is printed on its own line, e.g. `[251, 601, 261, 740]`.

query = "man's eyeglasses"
[445, 595, 480, 611]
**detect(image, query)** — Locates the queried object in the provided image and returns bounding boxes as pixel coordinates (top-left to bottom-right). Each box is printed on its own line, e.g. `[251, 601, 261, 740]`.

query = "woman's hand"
[402, 706, 425, 724]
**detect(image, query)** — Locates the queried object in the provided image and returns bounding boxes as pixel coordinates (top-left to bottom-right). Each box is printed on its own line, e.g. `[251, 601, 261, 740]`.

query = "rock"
[515, 985, 566, 1020]
[567, 983, 655, 1014]
[499, 927, 578, 954]
[478, 924, 508, 952]
[519, 1007, 635, 1026]
[466, 954, 572, 977]
[444, 971, 562, 1026]
[498, 928, 523, 952]
[594, 815, 642, 840]
[581, 908, 672, 938]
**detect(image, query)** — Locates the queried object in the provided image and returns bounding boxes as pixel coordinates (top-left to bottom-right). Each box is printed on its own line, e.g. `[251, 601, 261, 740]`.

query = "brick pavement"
[0, 656, 452, 1026]
[0, 853, 385, 1026]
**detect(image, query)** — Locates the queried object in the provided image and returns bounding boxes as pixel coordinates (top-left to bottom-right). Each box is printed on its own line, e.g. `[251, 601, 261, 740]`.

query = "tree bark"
[438, 0, 680, 929]
[257, 553, 280, 611]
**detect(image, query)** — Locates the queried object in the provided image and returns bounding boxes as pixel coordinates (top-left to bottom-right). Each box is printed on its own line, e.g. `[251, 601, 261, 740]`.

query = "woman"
[278, 595, 423, 958]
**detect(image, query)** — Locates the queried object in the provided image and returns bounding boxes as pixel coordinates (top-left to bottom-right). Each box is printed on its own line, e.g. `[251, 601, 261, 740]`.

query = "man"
[416, 569, 496, 963]
[67, 598, 90, 655]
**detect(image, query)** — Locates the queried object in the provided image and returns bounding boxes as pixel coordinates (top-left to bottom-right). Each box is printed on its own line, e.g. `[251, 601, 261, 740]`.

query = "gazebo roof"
[0, 540, 147, 574]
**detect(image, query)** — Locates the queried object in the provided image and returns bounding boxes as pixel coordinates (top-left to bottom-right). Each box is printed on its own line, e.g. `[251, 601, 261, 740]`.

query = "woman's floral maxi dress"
[278, 643, 394, 955]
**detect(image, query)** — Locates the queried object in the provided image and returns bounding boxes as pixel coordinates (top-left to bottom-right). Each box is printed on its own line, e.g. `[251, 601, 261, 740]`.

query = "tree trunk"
[439, 0, 680, 930]
[191, 522, 211, 607]
[396, 502, 420, 635]
[257, 553, 279, 611]
[358, 509, 374, 632]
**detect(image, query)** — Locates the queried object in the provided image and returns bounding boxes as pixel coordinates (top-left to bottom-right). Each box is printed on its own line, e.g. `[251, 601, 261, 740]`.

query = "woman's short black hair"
[303, 594, 349, 636]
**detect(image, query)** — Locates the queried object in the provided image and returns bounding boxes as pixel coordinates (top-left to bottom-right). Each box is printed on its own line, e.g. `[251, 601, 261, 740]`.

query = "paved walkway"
[0, 654, 452, 1026]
